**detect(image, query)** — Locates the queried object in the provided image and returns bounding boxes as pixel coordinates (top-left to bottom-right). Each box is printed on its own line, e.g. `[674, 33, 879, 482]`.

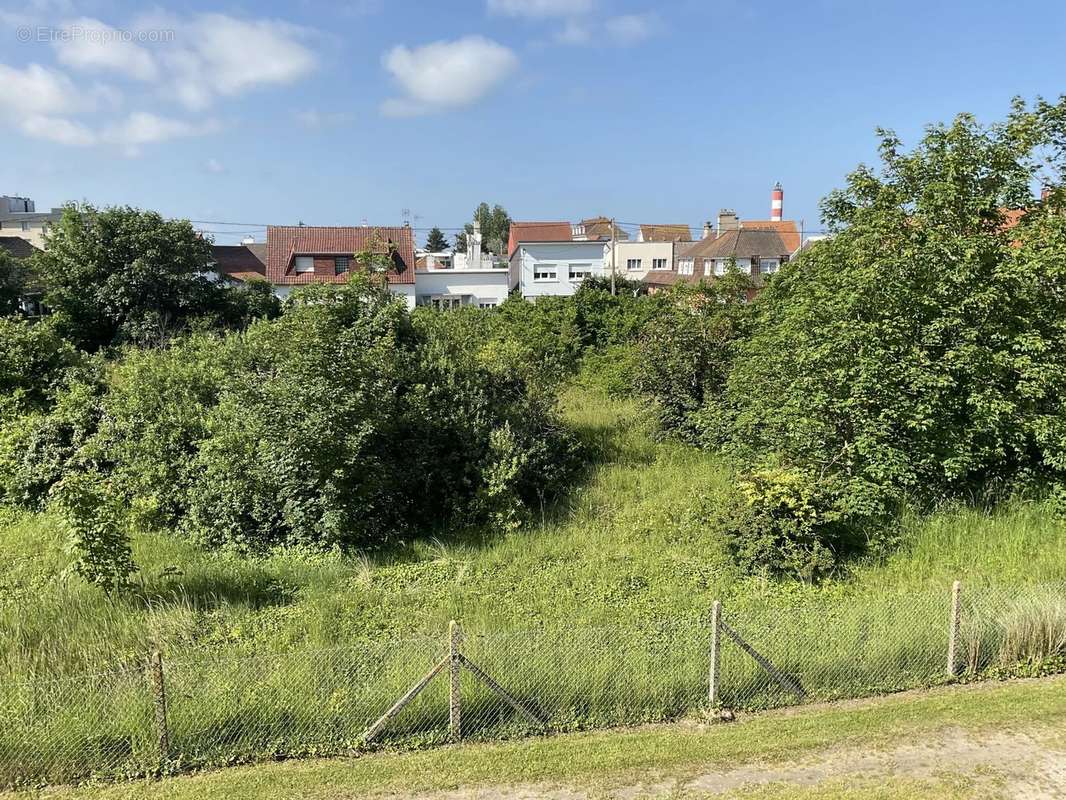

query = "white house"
[414, 223, 510, 309]
[611, 224, 692, 280]
[507, 221, 610, 300]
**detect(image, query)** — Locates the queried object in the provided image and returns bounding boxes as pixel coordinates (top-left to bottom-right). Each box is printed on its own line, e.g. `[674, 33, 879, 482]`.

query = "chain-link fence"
[2, 580, 1064, 788]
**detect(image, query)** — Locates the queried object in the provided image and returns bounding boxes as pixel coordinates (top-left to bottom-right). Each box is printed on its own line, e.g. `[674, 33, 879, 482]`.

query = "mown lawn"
[8, 676, 1064, 800]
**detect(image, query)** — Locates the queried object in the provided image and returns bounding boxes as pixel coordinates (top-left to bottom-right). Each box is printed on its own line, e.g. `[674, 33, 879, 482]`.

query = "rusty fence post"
[146, 650, 170, 761]
[947, 580, 962, 678]
[449, 620, 462, 742]
[709, 600, 721, 706]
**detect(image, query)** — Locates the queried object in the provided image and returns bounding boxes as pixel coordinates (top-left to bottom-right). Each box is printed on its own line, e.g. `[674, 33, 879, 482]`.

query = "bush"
[0, 317, 81, 417]
[51, 471, 135, 594]
[1, 278, 582, 555]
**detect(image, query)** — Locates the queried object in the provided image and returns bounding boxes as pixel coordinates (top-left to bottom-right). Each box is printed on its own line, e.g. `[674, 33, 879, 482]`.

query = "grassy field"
[2, 385, 1065, 786]
[7, 675, 1065, 800]
[3, 385, 1065, 679]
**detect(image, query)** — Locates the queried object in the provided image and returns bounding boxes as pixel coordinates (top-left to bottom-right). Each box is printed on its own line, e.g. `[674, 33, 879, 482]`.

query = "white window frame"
[478, 301, 498, 309]
[762, 259, 780, 275]
[678, 258, 694, 276]
[714, 259, 726, 276]
[626, 258, 642, 271]
[294, 255, 314, 273]
[533, 263, 558, 282]
[568, 263, 592, 281]
[651, 258, 669, 271]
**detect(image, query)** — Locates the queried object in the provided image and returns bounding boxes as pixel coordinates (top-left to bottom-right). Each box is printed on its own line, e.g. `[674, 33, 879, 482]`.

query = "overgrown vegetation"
[3, 99, 1066, 788]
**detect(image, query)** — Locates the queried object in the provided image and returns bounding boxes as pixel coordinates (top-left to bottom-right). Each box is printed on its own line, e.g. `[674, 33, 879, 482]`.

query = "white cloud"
[296, 109, 353, 130]
[552, 12, 662, 47]
[104, 111, 216, 150]
[487, 0, 594, 17]
[20, 114, 96, 146]
[157, 13, 317, 110]
[605, 13, 660, 45]
[554, 19, 590, 44]
[381, 36, 518, 118]
[53, 17, 159, 81]
[0, 62, 90, 118]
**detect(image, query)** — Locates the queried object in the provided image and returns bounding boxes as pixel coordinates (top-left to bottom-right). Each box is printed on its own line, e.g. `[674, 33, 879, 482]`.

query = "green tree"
[0, 250, 24, 315]
[37, 204, 220, 350]
[454, 203, 511, 254]
[711, 98, 1066, 576]
[425, 226, 450, 252]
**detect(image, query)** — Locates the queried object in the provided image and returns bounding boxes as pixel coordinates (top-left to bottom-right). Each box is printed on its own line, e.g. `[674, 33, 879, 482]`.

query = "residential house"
[613, 224, 692, 281]
[207, 239, 268, 285]
[414, 223, 511, 309]
[0, 236, 45, 318]
[646, 187, 803, 296]
[0, 196, 63, 249]
[507, 221, 610, 300]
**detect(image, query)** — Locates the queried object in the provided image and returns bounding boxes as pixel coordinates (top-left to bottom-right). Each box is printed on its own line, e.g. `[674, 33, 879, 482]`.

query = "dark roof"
[0, 236, 39, 259]
[684, 228, 793, 260]
[578, 217, 628, 241]
[508, 221, 573, 257]
[266, 226, 416, 285]
[210, 244, 267, 282]
[640, 224, 692, 242]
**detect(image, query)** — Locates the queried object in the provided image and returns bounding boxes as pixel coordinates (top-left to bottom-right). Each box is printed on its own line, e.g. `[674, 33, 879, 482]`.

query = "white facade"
[509, 241, 610, 300]
[611, 240, 676, 280]
[414, 269, 510, 308]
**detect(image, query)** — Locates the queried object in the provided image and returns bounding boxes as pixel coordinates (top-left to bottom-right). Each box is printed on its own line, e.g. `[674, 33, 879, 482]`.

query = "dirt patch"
[385, 728, 1066, 800]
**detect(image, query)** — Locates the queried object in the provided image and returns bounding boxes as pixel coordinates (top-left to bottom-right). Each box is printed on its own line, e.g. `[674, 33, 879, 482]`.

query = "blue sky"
[0, 0, 1062, 245]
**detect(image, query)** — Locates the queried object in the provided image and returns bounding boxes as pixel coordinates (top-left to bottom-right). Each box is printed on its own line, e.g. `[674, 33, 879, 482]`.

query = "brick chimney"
[771, 182, 783, 222]
[717, 209, 740, 235]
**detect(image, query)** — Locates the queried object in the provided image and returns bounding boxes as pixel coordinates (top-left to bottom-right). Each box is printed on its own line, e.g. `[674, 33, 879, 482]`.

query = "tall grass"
[3, 385, 1066, 785]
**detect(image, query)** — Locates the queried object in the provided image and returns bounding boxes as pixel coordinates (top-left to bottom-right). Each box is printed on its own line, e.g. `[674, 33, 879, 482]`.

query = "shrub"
[51, 471, 135, 594]
[0, 317, 80, 417]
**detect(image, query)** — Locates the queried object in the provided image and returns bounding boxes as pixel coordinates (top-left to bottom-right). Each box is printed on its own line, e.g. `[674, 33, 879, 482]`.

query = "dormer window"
[294, 256, 314, 273]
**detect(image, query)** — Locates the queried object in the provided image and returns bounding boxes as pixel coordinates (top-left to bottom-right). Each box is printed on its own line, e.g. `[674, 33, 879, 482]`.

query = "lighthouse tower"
[771, 182, 783, 222]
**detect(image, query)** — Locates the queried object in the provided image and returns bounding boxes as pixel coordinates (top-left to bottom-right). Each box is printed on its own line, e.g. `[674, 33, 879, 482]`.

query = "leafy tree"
[36, 204, 220, 350]
[0, 317, 80, 416]
[425, 227, 450, 252]
[711, 98, 1066, 576]
[0, 250, 24, 315]
[454, 203, 511, 254]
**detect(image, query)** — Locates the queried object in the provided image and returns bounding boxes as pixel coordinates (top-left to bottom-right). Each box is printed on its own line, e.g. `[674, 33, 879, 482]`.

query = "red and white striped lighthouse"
[771, 182, 783, 222]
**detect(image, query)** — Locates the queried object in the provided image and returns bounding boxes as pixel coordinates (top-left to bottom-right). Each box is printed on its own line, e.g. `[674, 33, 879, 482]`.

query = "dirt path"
[385, 727, 1066, 800]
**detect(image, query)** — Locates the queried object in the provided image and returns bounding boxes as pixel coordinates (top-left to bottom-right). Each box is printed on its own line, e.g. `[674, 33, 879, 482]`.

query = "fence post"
[449, 620, 462, 741]
[947, 580, 962, 678]
[146, 650, 170, 761]
[709, 600, 721, 706]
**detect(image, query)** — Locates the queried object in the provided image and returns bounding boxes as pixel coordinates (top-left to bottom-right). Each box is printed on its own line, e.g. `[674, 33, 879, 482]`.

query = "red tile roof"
[639, 224, 692, 242]
[266, 225, 416, 284]
[738, 220, 801, 253]
[210, 243, 267, 283]
[508, 221, 572, 257]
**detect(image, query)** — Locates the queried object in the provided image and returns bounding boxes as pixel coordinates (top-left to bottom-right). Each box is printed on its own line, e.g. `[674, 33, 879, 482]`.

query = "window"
[750, 255, 760, 275]
[430, 295, 462, 310]
[294, 256, 314, 273]
[762, 259, 780, 275]
[334, 256, 349, 274]
[714, 259, 726, 276]
[20, 221, 29, 231]
[651, 258, 668, 271]
[534, 263, 557, 281]
[678, 258, 694, 276]
[626, 258, 642, 271]
[569, 263, 592, 281]
[479, 301, 498, 309]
